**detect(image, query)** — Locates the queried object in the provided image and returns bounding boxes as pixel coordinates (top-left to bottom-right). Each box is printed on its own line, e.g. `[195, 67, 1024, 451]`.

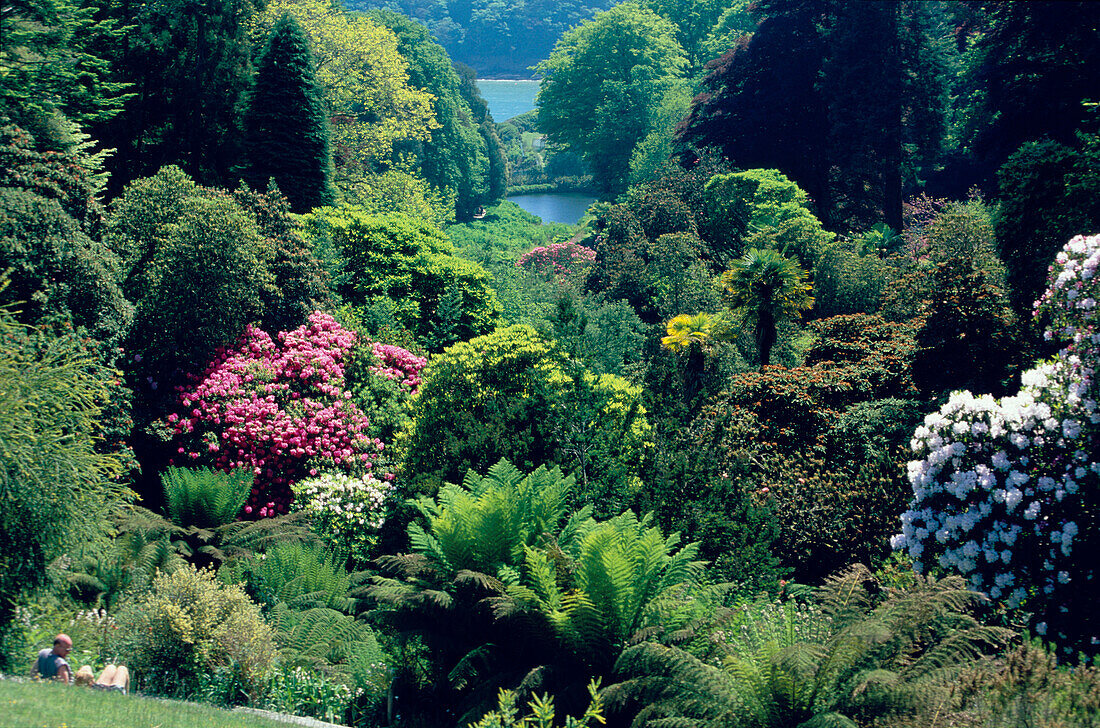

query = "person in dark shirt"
[31, 634, 73, 683]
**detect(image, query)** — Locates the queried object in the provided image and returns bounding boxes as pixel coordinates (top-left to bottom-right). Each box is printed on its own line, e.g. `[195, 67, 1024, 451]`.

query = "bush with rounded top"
[894, 234, 1100, 656]
[168, 312, 384, 517]
[115, 565, 276, 702]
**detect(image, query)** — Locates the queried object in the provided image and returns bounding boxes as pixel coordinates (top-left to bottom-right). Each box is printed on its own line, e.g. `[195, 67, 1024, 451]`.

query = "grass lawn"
[0, 679, 310, 728]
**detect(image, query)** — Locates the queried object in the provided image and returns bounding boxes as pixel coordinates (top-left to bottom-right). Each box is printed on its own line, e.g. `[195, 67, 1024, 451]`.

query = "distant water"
[477, 79, 540, 122]
[509, 193, 597, 225]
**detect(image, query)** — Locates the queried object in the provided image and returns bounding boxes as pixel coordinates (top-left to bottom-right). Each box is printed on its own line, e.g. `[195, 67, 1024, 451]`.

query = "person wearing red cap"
[31, 634, 73, 683]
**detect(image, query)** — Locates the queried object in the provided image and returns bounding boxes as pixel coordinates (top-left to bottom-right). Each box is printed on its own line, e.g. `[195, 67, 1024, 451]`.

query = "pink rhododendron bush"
[894, 234, 1100, 656]
[167, 312, 421, 518]
[516, 241, 596, 279]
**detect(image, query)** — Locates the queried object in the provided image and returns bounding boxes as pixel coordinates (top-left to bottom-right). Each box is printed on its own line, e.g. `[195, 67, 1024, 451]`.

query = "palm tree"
[660, 313, 724, 353]
[721, 248, 814, 366]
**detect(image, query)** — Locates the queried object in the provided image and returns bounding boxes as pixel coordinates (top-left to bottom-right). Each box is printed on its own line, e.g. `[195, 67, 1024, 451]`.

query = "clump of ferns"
[605, 564, 1014, 728]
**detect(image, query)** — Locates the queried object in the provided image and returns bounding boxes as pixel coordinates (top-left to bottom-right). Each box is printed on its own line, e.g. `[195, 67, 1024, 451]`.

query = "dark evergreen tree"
[995, 136, 1100, 316]
[822, 0, 902, 231]
[968, 1, 1100, 184]
[677, 0, 949, 231]
[243, 13, 335, 214]
[677, 0, 833, 223]
[91, 0, 261, 196]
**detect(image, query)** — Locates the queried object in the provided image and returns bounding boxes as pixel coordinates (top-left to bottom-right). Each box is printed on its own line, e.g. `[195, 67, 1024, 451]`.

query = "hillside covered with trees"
[2, 1, 1100, 727]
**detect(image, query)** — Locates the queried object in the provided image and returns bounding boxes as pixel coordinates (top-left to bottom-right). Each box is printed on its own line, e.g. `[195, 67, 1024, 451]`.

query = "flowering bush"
[894, 234, 1100, 655]
[291, 473, 392, 563]
[367, 342, 427, 391]
[516, 240, 596, 279]
[168, 312, 386, 517]
[115, 565, 276, 702]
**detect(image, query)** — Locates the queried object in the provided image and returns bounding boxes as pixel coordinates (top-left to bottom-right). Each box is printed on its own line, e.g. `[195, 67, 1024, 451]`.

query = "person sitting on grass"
[31, 634, 73, 683]
[31, 633, 130, 694]
[74, 663, 130, 694]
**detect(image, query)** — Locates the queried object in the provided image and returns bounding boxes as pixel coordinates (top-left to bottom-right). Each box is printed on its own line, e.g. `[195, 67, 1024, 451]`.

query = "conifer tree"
[244, 13, 335, 213]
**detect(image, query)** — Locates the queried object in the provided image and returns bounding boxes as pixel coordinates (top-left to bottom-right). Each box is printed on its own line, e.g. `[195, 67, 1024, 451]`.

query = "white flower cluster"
[894, 234, 1100, 649]
[292, 471, 392, 533]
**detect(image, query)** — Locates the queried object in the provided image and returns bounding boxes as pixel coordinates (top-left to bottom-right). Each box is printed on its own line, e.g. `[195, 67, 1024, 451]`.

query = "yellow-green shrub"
[115, 565, 275, 703]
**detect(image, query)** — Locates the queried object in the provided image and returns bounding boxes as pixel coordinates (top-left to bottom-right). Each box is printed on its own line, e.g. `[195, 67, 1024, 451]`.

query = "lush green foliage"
[368, 459, 702, 722]
[161, 466, 254, 531]
[610, 564, 1012, 728]
[0, 308, 129, 666]
[994, 135, 1100, 315]
[401, 325, 651, 512]
[244, 13, 335, 213]
[367, 8, 499, 220]
[304, 207, 502, 347]
[257, 0, 437, 188]
[115, 565, 276, 702]
[536, 3, 687, 194]
[345, 0, 616, 77]
[896, 234, 1100, 657]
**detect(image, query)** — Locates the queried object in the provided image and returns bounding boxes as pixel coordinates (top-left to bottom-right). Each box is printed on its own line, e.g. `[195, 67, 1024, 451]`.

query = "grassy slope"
[0, 679, 310, 728]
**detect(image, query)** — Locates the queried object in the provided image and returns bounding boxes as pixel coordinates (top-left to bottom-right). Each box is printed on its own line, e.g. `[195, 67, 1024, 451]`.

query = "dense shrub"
[640, 404, 782, 590]
[291, 472, 392, 564]
[895, 234, 1100, 656]
[912, 257, 1022, 397]
[115, 565, 276, 702]
[721, 314, 917, 452]
[302, 208, 501, 348]
[516, 240, 596, 279]
[167, 312, 384, 517]
[401, 325, 651, 514]
[995, 136, 1100, 315]
[108, 168, 275, 396]
[343, 339, 427, 447]
[812, 240, 891, 317]
[0, 310, 130, 665]
[756, 452, 912, 582]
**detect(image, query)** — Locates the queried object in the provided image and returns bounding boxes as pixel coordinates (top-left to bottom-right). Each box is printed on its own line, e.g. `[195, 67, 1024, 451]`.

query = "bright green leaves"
[302, 206, 501, 347]
[536, 3, 687, 195]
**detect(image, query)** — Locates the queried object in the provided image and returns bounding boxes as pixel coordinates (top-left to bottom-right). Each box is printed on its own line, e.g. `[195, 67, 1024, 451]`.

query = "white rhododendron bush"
[895, 234, 1100, 655]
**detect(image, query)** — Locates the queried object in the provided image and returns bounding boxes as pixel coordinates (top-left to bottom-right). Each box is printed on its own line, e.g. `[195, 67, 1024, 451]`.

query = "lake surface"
[477, 79, 540, 122]
[508, 193, 597, 225]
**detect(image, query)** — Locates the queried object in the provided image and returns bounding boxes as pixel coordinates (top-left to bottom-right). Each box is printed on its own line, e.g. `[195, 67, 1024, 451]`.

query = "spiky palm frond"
[612, 566, 1012, 728]
[161, 465, 254, 529]
[661, 313, 730, 353]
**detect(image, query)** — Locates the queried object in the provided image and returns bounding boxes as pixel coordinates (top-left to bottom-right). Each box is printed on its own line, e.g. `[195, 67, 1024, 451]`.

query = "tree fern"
[364, 459, 705, 723]
[161, 466, 253, 529]
[610, 566, 1013, 728]
[229, 541, 353, 612]
[270, 605, 387, 693]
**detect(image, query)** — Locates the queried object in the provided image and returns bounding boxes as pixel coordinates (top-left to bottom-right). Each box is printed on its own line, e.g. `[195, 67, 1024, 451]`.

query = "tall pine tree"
[243, 13, 335, 213]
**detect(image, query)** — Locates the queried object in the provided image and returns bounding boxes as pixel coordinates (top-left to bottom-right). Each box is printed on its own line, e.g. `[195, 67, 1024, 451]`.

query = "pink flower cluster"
[369, 342, 427, 393]
[516, 241, 596, 279]
[168, 312, 384, 518]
